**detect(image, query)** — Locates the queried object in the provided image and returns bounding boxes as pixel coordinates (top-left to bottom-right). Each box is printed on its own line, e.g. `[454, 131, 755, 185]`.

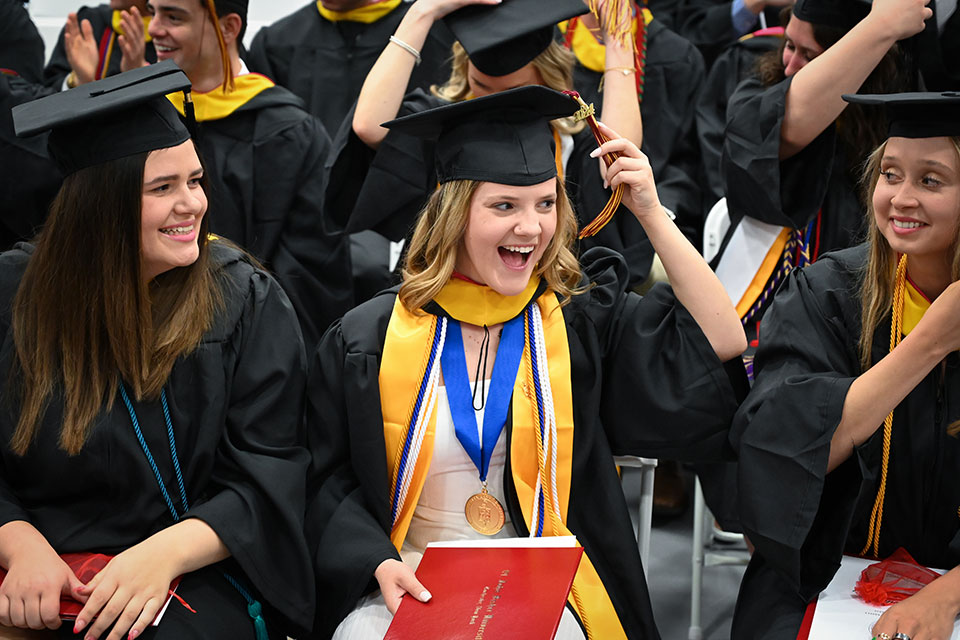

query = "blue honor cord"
[440, 312, 526, 483]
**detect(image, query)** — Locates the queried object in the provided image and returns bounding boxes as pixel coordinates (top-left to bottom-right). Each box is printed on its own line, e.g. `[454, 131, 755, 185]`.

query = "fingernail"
[420, 590, 432, 601]
[128, 630, 140, 639]
[85, 635, 95, 640]
[74, 619, 85, 633]
[603, 181, 609, 189]
[589, 148, 602, 158]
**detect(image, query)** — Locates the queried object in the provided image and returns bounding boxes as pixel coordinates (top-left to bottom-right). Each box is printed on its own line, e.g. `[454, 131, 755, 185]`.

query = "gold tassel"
[587, 0, 635, 49]
[563, 91, 624, 239]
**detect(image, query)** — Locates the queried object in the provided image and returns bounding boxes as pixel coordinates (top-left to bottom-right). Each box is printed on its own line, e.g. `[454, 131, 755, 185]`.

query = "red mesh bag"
[853, 548, 941, 606]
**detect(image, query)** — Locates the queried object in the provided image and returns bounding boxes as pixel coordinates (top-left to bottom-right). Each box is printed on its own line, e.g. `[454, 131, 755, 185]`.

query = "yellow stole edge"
[734, 227, 792, 318]
[902, 277, 931, 336]
[380, 292, 627, 639]
[166, 73, 275, 122]
[111, 9, 153, 42]
[558, 8, 652, 73]
[316, 0, 401, 23]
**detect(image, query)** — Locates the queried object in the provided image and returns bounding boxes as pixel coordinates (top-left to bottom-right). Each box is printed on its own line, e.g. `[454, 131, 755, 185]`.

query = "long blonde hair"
[399, 178, 584, 312]
[432, 41, 585, 137]
[858, 137, 960, 371]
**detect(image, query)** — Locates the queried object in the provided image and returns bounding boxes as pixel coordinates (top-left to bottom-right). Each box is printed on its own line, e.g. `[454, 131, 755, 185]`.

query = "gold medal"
[464, 485, 505, 535]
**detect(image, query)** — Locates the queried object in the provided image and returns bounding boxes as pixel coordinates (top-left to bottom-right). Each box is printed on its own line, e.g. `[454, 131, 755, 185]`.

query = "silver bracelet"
[389, 35, 422, 66]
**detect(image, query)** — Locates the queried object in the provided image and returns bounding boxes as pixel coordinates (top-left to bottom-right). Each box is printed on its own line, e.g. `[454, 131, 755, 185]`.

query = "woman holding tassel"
[306, 85, 746, 639]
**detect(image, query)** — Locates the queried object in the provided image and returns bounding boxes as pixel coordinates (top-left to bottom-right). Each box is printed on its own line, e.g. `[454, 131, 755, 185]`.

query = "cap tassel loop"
[563, 91, 624, 239]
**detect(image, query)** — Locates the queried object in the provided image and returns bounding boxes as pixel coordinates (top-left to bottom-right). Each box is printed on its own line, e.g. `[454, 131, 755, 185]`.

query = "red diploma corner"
[385, 537, 584, 640]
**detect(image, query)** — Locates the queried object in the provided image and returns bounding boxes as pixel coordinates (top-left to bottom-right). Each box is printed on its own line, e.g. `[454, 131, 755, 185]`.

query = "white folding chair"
[614, 456, 658, 575]
[688, 477, 749, 640]
[702, 197, 731, 263]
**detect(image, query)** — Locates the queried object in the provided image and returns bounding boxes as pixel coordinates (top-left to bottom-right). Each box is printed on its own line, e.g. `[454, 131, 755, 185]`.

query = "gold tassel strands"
[563, 91, 624, 239]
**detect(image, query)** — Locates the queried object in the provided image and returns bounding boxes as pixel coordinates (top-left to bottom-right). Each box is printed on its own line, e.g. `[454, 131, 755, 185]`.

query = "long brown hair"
[432, 41, 585, 137]
[857, 137, 960, 371]
[10, 149, 221, 455]
[755, 10, 908, 170]
[399, 178, 584, 312]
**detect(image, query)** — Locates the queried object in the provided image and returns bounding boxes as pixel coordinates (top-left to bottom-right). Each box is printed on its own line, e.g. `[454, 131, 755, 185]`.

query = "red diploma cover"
[385, 539, 584, 640]
[0, 553, 184, 622]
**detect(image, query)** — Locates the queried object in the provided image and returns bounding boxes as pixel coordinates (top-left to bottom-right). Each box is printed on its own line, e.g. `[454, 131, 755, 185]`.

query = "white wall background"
[27, 0, 311, 62]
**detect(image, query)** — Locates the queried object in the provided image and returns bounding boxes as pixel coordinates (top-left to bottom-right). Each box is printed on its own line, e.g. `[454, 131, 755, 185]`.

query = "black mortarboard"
[12, 60, 191, 175]
[443, 0, 587, 77]
[792, 0, 871, 30]
[383, 85, 578, 186]
[843, 92, 960, 138]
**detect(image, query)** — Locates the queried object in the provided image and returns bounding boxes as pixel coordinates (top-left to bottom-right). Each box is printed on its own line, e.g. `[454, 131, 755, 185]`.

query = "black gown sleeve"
[252, 108, 353, 352]
[730, 248, 865, 599]
[327, 89, 442, 241]
[575, 248, 748, 460]
[722, 75, 838, 230]
[185, 266, 315, 632]
[305, 318, 401, 638]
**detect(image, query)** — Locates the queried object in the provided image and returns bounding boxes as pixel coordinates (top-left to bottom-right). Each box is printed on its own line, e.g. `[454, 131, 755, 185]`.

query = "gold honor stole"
[558, 8, 653, 73]
[316, 0, 401, 23]
[380, 278, 627, 640]
[166, 73, 275, 122]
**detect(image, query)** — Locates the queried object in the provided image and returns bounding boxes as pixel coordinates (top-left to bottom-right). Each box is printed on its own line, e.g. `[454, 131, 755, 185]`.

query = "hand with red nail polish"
[0, 521, 86, 631]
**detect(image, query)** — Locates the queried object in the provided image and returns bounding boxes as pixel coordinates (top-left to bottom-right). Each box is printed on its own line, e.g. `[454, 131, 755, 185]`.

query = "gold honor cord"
[563, 91, 624, 239]
[860, 254, 907, 558]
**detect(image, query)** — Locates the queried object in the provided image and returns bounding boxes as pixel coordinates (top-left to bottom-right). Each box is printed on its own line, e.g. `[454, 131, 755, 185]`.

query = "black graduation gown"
[0, 242, 315, 636]
[720, 75, 866, 260]
[247, 1, 454, 138]
[0, 0, 44, 83]
[324, 90, 658, 289]
[674, 0, 782, 69]
[43, 4, 157, 89]
[304, 248, 748, 639]
[695, 32, 781, 211]
[570, 17, 706, 259]
[915, 0, 960, 91]
[729, 245, 960, 639]
[0, 76, 61, 250]
[194, 84, 353, 352]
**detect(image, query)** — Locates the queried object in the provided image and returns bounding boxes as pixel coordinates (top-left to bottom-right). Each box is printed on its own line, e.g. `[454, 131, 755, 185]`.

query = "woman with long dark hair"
[0, 63, 313, 640]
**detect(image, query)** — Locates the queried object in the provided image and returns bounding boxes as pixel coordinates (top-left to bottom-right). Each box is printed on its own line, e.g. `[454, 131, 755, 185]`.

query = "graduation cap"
[443, 0, 587, 77]
[12, 60, 191, 175]
[383, 85, 578, 186]
[842, 91, 960, 138]
[792, 0, 872, 30]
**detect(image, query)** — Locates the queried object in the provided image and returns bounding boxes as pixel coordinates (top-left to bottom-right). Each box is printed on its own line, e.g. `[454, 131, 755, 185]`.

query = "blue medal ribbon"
[440, 313, 525, 482]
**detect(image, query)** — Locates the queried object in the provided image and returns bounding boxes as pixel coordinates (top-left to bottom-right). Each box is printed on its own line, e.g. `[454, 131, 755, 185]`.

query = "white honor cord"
[528, 304, 562, 535]
[393, 317, 448, 526]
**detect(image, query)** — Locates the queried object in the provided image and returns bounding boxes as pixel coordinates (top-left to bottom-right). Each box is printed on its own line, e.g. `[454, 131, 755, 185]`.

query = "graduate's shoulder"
[645, 19, 703, 68]
[231, 83, 328, 142]
[797, 244, 867, 291]
[205, 240, 297, 335]
[332, 287, 399, 355]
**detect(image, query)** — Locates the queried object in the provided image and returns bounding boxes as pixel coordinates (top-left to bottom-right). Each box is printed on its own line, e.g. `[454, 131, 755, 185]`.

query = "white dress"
[332, 382, 585, 640]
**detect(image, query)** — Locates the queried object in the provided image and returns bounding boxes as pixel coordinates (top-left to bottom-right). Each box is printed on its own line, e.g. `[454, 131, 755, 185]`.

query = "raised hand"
[374, 559, 432, 615]
[590, 121, 662, 221]
[411, 0, 502, 22]
[865, 0, 932, 42]
[118, 7, 148, 73]
[63, 13, 99, 85]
